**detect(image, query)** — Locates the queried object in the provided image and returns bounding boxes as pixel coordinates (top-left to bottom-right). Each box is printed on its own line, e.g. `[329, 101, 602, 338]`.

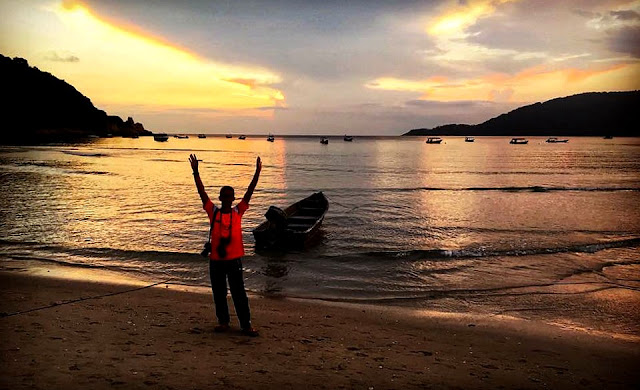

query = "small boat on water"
[604, 135, 613, 139]
[226, 134, 232, 138]
[465, 136, 475, 142]
[267, 134, 275, 142]
[253, 192, 329, 249]
[426, 137, 442, 144]
[546, 137, 568, 143]
[510, 137, 528, 144]
[320, 137, 329, 144]
[175, 134, 189, 139]
[198, 134, 207, 139]
[344, 135, 353, 142]
[153, 133, 169, 142]
[238, 135, 246, 140]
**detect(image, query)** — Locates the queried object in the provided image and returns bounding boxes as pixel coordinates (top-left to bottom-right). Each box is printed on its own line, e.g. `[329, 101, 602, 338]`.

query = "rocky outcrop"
[1, 54, 152, 143]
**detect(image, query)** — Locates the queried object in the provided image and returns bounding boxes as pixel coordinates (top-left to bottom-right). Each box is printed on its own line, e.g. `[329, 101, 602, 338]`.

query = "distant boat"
[174, 134, 189, 139]
[320, 137, 329, 144]
[426, 137, 442, 144]
[546, 137, 568, 143]
[238, 135, 246, 140]
[344, 135, 353, 142]
[226, 134, 232, 138]
[465, 136, 475, 142]
[267, 134, 275, 142]
[252, 192, 329, 249]
[198, 134, 207, 139]
[153, 133, 169, 142]
[604, 135, 614, 139]
[510, 137, 528, 144]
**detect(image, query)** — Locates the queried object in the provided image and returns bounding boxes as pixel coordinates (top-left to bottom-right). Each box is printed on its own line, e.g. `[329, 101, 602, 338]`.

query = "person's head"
[219, 186, 235, 208]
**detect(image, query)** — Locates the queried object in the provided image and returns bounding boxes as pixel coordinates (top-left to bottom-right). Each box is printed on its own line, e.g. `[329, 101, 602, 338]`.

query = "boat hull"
[252, 192, 329, 249]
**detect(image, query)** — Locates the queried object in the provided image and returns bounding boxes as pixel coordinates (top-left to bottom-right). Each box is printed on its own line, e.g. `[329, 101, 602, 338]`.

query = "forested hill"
[404, 91, 639, 136]
[1, 54, 152, 144]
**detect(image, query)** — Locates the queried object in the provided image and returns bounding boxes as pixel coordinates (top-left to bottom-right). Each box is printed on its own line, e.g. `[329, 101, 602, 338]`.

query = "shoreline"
[3, 258, 640, 343]
[1, 269, 639, 389]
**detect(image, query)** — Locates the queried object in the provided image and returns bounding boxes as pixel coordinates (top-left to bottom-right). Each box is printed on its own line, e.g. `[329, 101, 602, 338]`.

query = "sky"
[1, 0, 639, 135]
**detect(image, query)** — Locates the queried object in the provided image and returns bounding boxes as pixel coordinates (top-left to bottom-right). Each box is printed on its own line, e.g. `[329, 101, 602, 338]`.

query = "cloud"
[608, 26, 640, 57]
[367, 62, 640, 102]
[610, 10, 640, 21]
[43, 51, 79, 62]
[426, 0, 520, 37]
[44, 1, 286, 113]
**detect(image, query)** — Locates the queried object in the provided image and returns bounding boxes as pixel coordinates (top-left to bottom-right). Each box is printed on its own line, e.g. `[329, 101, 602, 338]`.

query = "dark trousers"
[209, 258, 251, 329]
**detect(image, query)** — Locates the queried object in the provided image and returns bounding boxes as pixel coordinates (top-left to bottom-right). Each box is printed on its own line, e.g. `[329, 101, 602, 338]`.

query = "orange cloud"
[224, 78, 259, 89]
[367, 63, 640, 102]
[427, 0, 519, 36]
[36, 1, 286, 115]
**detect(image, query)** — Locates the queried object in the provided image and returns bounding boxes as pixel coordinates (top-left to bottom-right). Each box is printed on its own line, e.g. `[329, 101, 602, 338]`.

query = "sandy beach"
[1, 270, 638, 390]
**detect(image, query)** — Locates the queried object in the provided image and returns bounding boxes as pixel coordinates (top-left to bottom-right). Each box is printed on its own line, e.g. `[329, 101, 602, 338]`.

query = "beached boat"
[267, 134, 275, 142]
[344, 135, 353, 142]
[510, 138, 528, 144]
[238, 135, 246, 140]
[252, 192, 329, 249]
[426, 137, 442, 144]
[465, 136, 475, 142]
[198, 134, 207, 139]
[546, 137, 568, 143]
[153, 133, 169, 142]
[320, 137, 329, 144]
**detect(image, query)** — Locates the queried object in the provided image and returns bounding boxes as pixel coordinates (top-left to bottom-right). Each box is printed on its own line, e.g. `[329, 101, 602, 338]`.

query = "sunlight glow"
[427, 0, 518, 36]
[367, 63, 640, 103]
[25, 1, 286, 114]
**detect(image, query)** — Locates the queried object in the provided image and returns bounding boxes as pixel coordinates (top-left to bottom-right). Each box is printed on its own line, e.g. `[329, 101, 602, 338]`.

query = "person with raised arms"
[189, 153, 261, 337]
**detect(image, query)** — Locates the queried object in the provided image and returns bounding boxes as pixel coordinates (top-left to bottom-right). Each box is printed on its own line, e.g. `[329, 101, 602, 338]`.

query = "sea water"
[1, 136, 639, 336]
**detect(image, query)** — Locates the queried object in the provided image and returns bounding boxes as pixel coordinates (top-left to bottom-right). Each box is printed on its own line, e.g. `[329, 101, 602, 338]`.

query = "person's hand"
[256, 156, 262, 173]
[189, 154, 199, 174]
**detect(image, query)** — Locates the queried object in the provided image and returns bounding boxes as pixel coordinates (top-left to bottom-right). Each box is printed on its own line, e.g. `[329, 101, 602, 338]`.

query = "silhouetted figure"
[190, 154, 262, 337]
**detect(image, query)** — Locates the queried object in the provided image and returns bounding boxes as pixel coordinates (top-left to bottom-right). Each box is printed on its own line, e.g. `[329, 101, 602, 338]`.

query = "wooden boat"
[426, 137, 442, 144]
[252, 192, 329, 249]
[465, 136, 475, 142]
[198, 134, 207, 138]
[510, 137, 528, 144]
[153, 133, 169, 142]
[343, 135, 353, 142]
[546, 137, 568, 143]
[267, 134, 275, 142]
[320, 137, 329, 144]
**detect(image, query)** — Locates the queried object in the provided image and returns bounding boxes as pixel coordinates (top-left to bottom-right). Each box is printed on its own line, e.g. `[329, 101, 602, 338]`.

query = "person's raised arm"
[189, 154, 208, 206]
[243, 157, 261, 204]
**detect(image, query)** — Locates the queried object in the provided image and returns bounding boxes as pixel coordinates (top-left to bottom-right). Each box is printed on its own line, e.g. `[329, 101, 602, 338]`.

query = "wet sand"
[1, 271, 638, 389]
